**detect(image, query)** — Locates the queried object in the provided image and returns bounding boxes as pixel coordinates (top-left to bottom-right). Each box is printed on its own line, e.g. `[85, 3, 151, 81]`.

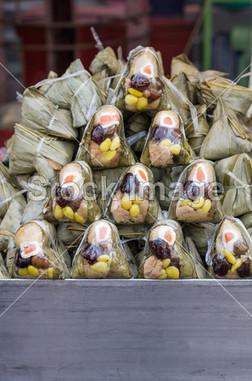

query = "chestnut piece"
[170, 256, 180, 270]
[31, 254, 50, 269]
[70, 195, 84, 212]
[142, 186, 150, 200]
[148, 89, 162, 104]
[142, 89, 151, 98]
[233, 240, 248, 256]
[99, 242, 111, 254]
[105, 125, 117, 139]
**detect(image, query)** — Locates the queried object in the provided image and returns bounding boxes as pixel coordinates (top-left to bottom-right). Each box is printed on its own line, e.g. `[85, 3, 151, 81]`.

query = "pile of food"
[1, 44, 252, 280]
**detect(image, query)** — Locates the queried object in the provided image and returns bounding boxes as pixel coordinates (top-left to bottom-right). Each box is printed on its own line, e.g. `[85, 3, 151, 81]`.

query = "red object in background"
[16, 1, 149, 86]
[18, 18, 128, 86]
[17, 28, 47, 86]
[17, 7, 47, 86]
[16, 5, 195, 85]
[16, 3, 129, 86]
[0, 130, 14, 147]
[150, 17, 194, 75]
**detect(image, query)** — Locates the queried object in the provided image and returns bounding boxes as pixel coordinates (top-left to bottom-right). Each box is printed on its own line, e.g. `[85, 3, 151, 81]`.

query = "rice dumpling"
[215, 153, 252, 217]
[207, 217, 252, 279]
[0, 195, 26, 252]
[72, 219, 133, 278]
[140, 110, 193, 167]
[39, 59, 106, 128]
[9, 123, 75, 181]
[111, 46, 167, 112]
[168, 160, 224, 223]
[0, 162, 21, 217]
[21, 87, 77, 140]
[11, 220, 70, 279]
[76, 105, 135, 168]
[46, 161, 100, 224]
[138, 220, 197, 279]
[104, 163, 162, 224]
[200, 101, 252, 160]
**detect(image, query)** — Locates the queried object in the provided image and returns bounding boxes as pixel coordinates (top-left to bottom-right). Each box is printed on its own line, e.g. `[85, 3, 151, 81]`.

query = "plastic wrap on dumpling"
[11, 220, 70, 279]
[168, 159, 224, 223]
[138, 220, 197, 279]
[207, 217, 252, 279]
[76, 105, 135, 169]
[104, 164, 162, 225]
[111, 46, 168, 112]
[45, 161, 100, 225]
[72, 220, 133, 278]
[140, 110, 193, 167]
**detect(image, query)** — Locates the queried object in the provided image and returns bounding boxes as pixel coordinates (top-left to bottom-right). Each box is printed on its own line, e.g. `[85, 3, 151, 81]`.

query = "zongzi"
[138, 220, 197, 279]
[168, 160, 224, 222]
[140, 110, 193, 167]
[104, 163, 162, 224]
[72, 219, 133, 278]
[11, 220, 70, 279]
[45, 161, 100, 224]
[208, 217, 252, 279]
[76, 105, 135, 168]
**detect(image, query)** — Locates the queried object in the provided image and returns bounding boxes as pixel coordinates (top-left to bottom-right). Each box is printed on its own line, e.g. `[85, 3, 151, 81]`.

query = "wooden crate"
[0, 279, 252, 380]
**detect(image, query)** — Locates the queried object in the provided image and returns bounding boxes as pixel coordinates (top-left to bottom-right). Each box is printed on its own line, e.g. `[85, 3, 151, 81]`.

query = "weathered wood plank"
[0, 279, 252, 381]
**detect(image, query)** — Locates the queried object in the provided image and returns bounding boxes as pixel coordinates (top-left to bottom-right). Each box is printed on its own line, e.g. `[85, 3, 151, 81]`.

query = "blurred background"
[0, 0, 251, 150]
